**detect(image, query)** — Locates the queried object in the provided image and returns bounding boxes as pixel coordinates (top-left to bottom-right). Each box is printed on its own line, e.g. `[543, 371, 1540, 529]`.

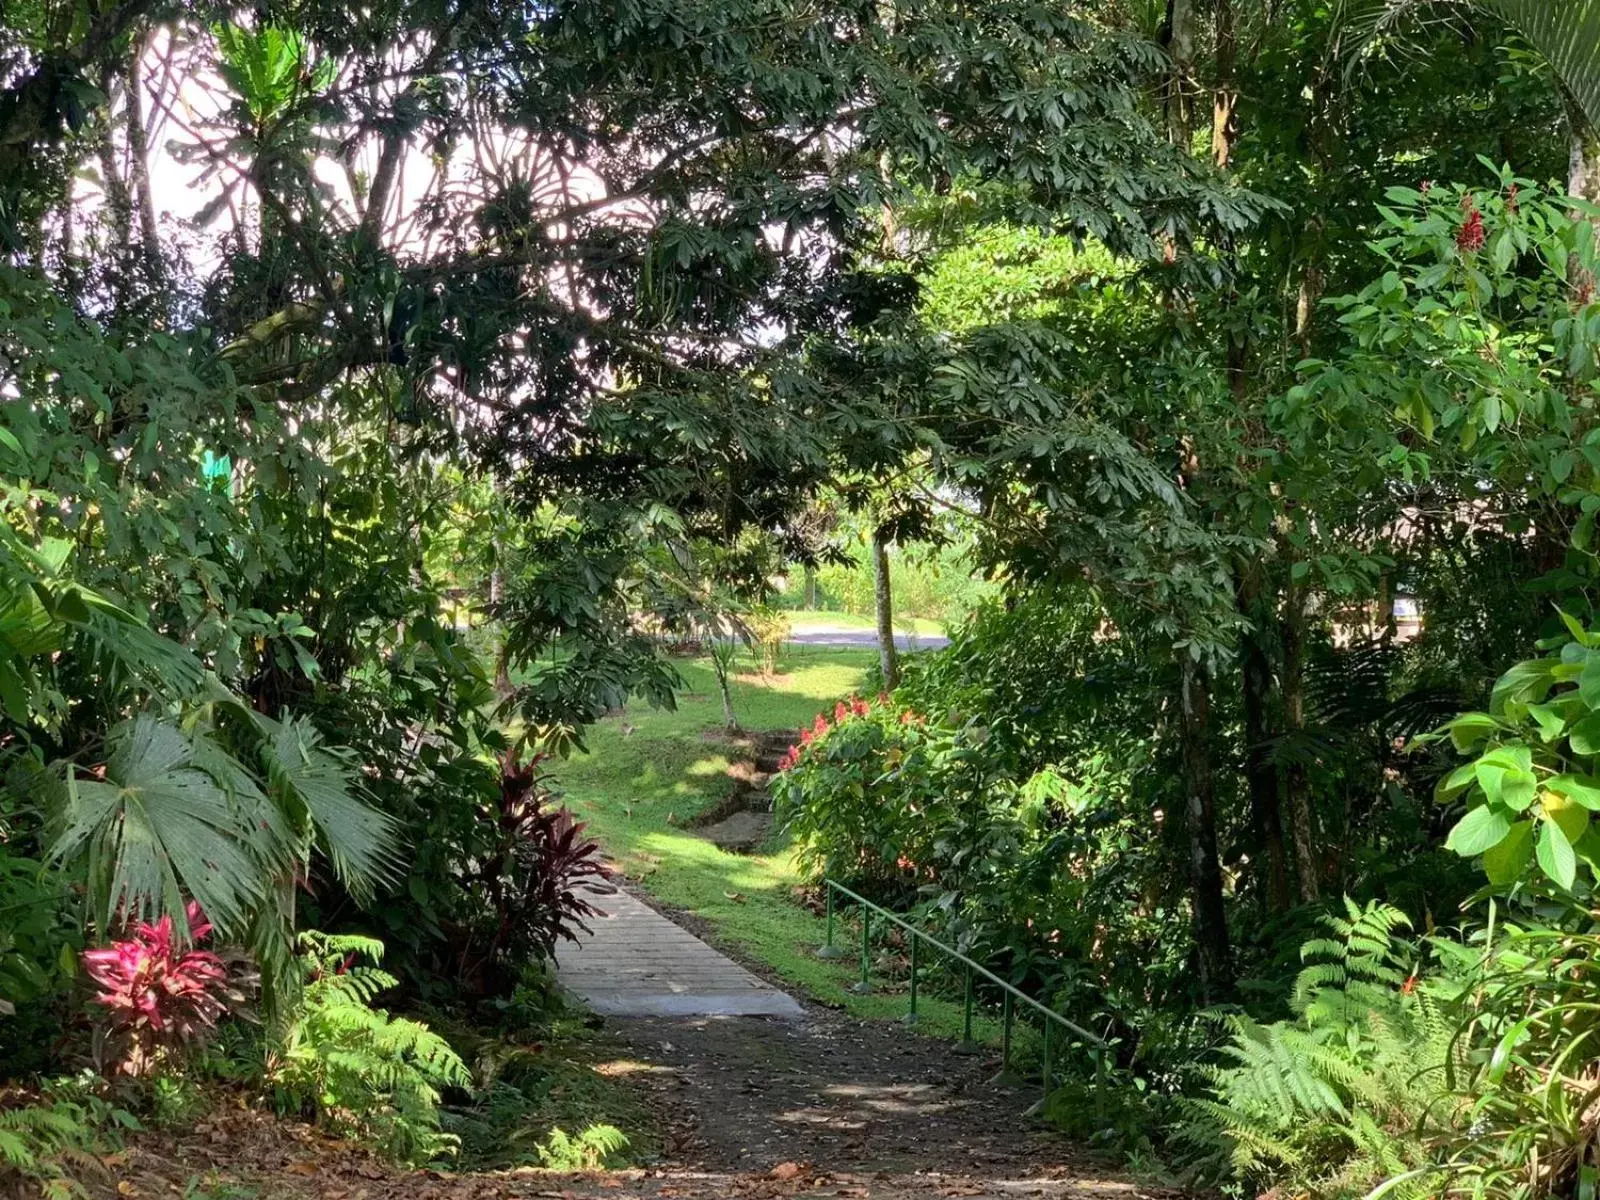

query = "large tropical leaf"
[1480, 0, 1600, 132]
[255, 714, 404, 900]
[1338, 0, 1600, 133]
[49, 715, 267, 938]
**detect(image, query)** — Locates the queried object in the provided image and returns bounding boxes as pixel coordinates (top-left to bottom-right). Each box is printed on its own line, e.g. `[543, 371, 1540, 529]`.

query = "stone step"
[697, 809, 773, 853]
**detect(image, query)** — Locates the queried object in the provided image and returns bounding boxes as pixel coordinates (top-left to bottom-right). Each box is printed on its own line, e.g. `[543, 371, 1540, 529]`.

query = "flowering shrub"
[81, 903, 246, 1075]
[773, 693, 951, 896]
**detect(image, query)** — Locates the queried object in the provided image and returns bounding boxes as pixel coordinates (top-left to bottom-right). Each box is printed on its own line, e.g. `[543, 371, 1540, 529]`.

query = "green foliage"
[745, 606, 791, 676]
[1425, 614, 1600, 892]
[0, 1101, 97, 1198]
[535, 1123, 630, 1170]
[1180, 901, 1453, 1194]
[0, 1088, 140, 1200]
[269, 933, 470, 1166]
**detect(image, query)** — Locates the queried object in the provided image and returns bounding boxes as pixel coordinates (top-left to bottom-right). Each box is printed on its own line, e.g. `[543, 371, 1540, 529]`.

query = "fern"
[0, 1100, 113, 1199]
[1180, 900, 1449, 1197]
[536, 1123, 630, 1171]
[270, 932, 471, 1166]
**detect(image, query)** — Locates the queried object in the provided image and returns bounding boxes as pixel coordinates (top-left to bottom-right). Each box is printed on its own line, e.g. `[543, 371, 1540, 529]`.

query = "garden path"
[555, 883, 803, 1017]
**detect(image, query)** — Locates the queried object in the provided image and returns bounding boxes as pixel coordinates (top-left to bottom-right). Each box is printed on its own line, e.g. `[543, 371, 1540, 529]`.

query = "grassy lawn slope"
[549, 647, 1008, 1040]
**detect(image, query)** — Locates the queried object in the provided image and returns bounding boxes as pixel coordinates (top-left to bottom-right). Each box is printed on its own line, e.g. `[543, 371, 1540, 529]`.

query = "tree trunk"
[1280, 588, 1320, 903]
[1161, 0, 1195, 149]
[1238, 577, 1291, 914]
[712, 646, 740, 732]
[803, 563, 818, 609]
[95, 67, 132, 253]
[873, 530, 900, 691]
[1568, 118, 1600, 205]
[1212, 0, 1237, 168]
[123, 33, 165, 296]
[1179, 655, 1231, 999]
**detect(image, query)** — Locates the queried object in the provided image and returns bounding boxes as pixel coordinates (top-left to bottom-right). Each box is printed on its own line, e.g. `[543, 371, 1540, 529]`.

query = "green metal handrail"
[817, 878, 1107, 1112]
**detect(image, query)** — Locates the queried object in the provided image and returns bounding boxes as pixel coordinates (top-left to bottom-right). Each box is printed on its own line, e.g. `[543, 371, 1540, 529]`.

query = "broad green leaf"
[1538, 816, 1578, 889]
[1548, 774, 1600, 810]
[1580, 648, 1600, 707]
[1528, 702, 1569, 742]
[1543, 790, 1591, 844]
[1483, 820, 1535, 885]
[1491, 658, 1558, 712]
[1434, 761, 1478, 802]
[1572, 712, 1600, 756]
[1446, 804, 1514, 856]
[1559, 608, 1592, 646]
[1447, 712, 1500, 752]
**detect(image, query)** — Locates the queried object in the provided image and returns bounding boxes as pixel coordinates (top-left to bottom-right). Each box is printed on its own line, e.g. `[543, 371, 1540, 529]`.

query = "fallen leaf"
[286, 1161, 318, 1176]
[771, 1162, 804, 1181]
[724, 891, 747, 904]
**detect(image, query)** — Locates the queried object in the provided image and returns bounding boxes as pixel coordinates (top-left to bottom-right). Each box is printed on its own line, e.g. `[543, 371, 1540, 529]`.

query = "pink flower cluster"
[778, 693, 920, 771]
[81, 902, 231, 1062]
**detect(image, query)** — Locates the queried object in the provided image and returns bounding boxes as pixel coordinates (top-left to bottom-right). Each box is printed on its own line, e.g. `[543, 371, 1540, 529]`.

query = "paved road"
[787, 625, 949, 651]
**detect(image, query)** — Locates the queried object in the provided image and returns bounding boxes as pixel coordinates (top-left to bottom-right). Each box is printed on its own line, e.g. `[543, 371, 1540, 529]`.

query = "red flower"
[1419, 179, 1432, 195]
[834, 701, 850, 722]
[800, 727, 813, 745]
[876, 692, 890, 706]
[896, 855, 915, 871]
[1506, 183, 1519, 213]
[813, 713, 830, 736]
[1457, 206, 1485, 253]
[851, 696, 870, 716]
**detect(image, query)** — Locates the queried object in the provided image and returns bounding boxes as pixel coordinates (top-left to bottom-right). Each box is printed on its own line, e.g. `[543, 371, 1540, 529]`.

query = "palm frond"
[1479, 0, 1600, 131]
[49, 715, 267, 938]
[255, 714, 404, 899]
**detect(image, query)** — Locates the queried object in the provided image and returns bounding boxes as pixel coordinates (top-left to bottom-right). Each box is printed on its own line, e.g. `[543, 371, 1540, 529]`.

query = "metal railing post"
[851, 907, 872, 993]
[958, 964, 977, 1051]
[816, 882, 846, 959]
[820, 878, 1104, 1105]
[1042, 1021, 1052, 1097]
[904, 933, 919, 1023]
[997, 992, 1014, 1081]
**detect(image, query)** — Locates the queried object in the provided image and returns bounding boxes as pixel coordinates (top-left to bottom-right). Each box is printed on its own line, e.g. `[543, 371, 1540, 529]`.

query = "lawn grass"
[548, 645, 1021, 1047]
[784, 609, 946, 638]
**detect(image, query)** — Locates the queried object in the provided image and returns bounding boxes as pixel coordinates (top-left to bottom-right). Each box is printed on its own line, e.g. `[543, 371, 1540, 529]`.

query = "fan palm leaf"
[49, 715, 268, 937]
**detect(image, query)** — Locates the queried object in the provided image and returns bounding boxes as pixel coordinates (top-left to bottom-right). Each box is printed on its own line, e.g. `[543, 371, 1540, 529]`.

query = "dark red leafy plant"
[81, 902, 245, 1075]
[463, 751, 615, 985]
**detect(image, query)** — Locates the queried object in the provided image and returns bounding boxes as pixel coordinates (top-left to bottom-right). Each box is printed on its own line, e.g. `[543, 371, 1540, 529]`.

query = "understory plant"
[455, 752, 614, 992]
[269, 932, 471, 1165]
[1179, 900, 1458, 1196]
[81, 901, 253, 1076]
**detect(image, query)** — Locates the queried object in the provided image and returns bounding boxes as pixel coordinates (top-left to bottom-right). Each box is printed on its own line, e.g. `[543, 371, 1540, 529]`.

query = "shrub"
[270, 932, 471, 1165]
[458, 753, 614, 988]
[745, 606, 790, 675]
[81, 902, 251, 1076]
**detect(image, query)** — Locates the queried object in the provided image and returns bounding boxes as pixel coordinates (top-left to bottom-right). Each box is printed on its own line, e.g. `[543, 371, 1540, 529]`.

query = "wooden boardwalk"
[555, 884, 804, 1018]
